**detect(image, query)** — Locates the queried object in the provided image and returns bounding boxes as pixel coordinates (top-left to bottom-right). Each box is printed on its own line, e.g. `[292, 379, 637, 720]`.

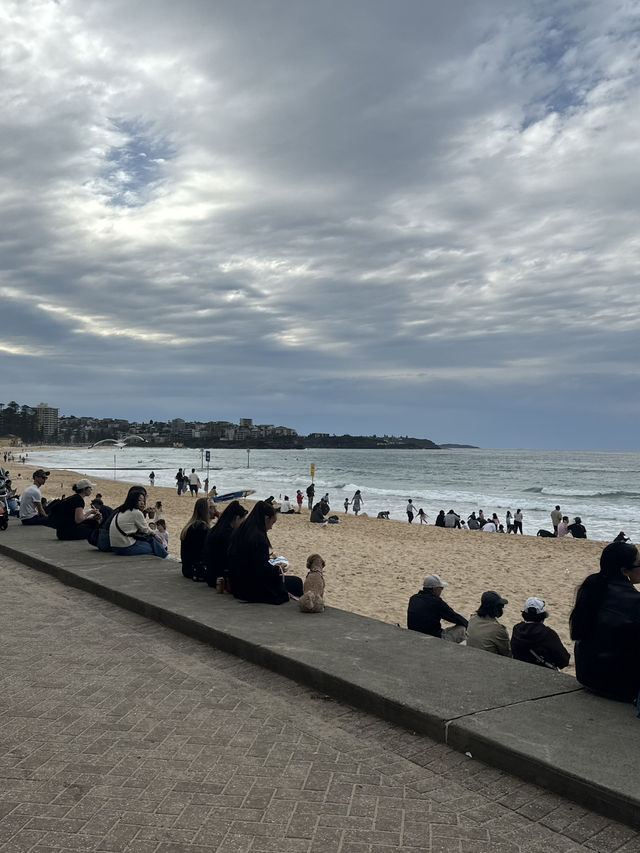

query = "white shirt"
[19, 484, 42, 520]
[280, 500, 292, 512]
[109, 509, 152, 548]
[482, 522, 497, 533]
[189, 472, 200, 485]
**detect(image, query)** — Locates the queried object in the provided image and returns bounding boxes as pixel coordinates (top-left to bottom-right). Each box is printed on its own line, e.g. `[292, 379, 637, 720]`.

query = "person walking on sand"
[344, 497, 350, 513]
[417, 508, 428, 524]
[551, 505, 562, 535]
[351, 490, 363, 516]
[149, 471, 155, 487]
[406, 499, 416, 523]
[175, 468, 184, 496]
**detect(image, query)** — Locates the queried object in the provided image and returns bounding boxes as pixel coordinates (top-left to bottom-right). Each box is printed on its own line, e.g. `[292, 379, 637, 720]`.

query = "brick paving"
[0, 552, 638, 853]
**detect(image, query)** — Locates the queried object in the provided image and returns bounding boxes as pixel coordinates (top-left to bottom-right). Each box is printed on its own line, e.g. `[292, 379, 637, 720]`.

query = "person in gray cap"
[467, 590, 511, 656]
[407, 574, 468, 642]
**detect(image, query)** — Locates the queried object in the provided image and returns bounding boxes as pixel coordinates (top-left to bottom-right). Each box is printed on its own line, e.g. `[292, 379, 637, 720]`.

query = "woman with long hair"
[180, 496, 216, 580]
[55, 479, 101, 541]
[109, 486, 168, 558]
[204, 500, 247, 587]
[570, 541, 640, 702]
[227, 500, 303, 604]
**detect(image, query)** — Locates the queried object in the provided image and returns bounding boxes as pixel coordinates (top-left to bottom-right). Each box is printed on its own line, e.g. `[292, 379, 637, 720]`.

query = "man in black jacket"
[407, 574, 468, 642]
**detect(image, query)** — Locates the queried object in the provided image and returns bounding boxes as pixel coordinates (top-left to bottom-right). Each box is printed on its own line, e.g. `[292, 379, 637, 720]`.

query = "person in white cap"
[510, 597, 570, 670]
[407, 574, 468, 642]
[467, 591, 511, 656]
[54, 478, 101, 541]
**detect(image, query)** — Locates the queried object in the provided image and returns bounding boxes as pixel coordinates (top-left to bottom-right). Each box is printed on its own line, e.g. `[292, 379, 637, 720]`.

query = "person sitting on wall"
[407, 574, 468, 643]
[511, 597, 570, 670]
[466, 591, 511, 656]
[19, 469, 55, 526]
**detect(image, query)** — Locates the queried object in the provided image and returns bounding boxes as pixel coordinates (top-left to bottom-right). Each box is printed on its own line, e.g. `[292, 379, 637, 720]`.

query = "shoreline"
[3, 448, 609, 677]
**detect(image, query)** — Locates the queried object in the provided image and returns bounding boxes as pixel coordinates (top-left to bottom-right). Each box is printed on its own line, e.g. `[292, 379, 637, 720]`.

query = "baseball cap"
[481, 590, 508, 607]
[523, 596, 546, 614]
[75, 478, 95, 490]
[423, 573, 448, 589]
[33, 469, 50, 478]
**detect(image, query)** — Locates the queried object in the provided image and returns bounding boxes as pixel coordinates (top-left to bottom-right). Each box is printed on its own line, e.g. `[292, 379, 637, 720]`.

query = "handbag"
[114, 512, 152, 543]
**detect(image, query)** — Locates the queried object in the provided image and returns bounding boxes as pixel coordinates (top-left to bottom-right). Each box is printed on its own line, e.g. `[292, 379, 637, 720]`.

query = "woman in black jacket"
[180, 497, 215, 580]
[228, 501, 302, 604]
[570, 542, 640, 701]
[204, 500, 247, 588]
[511, 597, 570, 670]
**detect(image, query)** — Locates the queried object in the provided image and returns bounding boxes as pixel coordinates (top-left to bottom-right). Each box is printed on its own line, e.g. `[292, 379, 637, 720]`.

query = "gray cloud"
[1, 0, 639, 448]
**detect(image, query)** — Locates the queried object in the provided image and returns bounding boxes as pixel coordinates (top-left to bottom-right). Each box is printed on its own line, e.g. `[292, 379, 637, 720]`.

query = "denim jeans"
[113, 539, 168, 558]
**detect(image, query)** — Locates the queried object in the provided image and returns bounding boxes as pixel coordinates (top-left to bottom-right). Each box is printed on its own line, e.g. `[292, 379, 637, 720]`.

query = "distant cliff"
[302, 435, 440, 449]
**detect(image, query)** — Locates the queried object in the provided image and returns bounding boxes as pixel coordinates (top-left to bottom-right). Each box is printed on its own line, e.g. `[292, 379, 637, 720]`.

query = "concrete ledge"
[2, 523, 640, 828]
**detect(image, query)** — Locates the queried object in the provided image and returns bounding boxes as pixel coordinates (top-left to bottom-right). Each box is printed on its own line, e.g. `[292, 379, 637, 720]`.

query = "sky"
[1, 0, 640, 450]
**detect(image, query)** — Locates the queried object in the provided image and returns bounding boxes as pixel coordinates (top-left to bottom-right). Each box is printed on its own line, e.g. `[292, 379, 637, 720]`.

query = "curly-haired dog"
[298, 553, 326, 613]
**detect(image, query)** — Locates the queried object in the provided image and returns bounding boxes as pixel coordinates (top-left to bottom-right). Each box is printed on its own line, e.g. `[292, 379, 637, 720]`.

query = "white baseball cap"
[524, 597, 546, 614]
[423, 573, 448, 589]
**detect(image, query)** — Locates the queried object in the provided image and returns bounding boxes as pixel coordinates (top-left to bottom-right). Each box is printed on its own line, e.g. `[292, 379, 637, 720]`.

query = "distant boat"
[211, 489, 255, 503]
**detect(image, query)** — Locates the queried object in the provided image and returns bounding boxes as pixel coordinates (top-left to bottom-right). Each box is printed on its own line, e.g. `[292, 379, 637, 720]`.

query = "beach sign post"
[205, 450, 210, 494]
[310, 463, 315, 481]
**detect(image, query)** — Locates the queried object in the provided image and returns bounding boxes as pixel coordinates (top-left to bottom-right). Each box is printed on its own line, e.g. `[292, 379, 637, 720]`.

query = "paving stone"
[0, 552, 638, 853]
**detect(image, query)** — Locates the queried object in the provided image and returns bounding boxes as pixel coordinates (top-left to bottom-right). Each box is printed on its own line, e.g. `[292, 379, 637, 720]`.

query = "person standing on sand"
[306, 483, 315, 510]
[406, 499, 416, 523]
[513, 508, 524, 534]
[551, 505, 562, 535]
[176, 468, 184, 495]
[188, 469, 202, 496]
[351, 490, 363, 516]
[296, 490, 303, 513]
[344, 497, 350, 513]
[149, 471, 155, 486]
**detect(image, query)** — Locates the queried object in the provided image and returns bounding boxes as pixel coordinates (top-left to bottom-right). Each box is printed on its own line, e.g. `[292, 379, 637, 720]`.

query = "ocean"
[23, 446, 640, 542]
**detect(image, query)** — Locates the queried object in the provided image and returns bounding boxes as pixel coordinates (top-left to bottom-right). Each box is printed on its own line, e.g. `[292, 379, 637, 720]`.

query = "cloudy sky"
[2, 0, 639, 449]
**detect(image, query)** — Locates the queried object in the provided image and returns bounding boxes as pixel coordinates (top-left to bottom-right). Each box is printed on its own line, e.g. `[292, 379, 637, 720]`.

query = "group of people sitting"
[408, 539, 640, 708]
[407, 576, 570, 669]
[432, 508, 524, 533]
[16, 468, 304, 607]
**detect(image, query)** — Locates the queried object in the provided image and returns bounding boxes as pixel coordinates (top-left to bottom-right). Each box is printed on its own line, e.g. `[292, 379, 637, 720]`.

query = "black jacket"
[180, 523, 208, 579]
[228, 532, 289, 605]
[203, 523, 233, 586]
[511, 622, 570, 669]
[407, 589, 468, 638]
[574, 576, 640, 701]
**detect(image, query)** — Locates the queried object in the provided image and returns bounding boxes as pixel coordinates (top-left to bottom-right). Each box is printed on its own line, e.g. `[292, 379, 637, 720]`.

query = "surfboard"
[211, 489, 255, 503]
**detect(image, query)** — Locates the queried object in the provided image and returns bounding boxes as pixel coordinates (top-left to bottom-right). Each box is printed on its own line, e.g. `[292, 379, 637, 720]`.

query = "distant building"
[36, 402, 58, 438]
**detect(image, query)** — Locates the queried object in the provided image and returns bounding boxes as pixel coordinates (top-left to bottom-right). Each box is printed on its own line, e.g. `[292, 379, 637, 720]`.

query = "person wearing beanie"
[510, 597, 570, 670]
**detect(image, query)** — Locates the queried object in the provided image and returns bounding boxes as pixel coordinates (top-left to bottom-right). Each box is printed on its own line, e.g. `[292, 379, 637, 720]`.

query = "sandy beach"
[2, 448, 609, 675]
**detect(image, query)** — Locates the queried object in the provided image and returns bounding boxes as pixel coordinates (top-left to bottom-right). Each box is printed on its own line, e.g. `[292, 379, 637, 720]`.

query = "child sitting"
[155, 518, 169, 551]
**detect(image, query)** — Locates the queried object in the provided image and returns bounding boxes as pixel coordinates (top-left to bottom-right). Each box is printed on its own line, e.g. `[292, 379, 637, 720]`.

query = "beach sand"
[3, 450, 608, 675]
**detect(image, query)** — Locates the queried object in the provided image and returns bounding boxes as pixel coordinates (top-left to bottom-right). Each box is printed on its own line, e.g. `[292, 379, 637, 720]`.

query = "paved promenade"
[1, 553, 639, 853]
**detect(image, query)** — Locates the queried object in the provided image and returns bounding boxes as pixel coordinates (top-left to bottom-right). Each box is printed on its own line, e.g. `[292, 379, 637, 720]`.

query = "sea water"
[24, 446, 640, 542]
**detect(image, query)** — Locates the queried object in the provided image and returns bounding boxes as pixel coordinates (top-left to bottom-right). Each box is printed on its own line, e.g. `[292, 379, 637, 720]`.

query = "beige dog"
[298, 553, 326, 613]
